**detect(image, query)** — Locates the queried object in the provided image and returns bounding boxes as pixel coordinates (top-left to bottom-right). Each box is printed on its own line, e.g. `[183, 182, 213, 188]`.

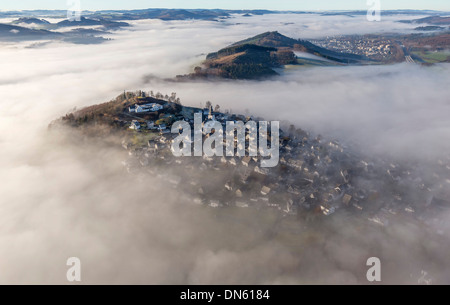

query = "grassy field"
[412, 51, 450, 63]
[296, 57, 343, 67]
[283, 57, 343, 71]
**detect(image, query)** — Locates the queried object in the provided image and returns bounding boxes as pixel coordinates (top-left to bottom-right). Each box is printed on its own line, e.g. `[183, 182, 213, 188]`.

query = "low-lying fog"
[0, 14, 449, 284]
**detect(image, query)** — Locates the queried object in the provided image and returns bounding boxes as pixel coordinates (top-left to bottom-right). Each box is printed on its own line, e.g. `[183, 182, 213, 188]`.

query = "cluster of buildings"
[311, 36, 395, 60]
[119, 100, 450, 233]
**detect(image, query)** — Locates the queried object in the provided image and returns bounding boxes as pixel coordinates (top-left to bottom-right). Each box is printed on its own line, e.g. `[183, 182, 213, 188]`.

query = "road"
[405, 55, 416, 64]
[398, 42, 416, 64]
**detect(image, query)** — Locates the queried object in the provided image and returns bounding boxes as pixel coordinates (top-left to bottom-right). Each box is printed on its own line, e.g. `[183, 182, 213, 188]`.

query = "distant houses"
[129, 120, 141, 130]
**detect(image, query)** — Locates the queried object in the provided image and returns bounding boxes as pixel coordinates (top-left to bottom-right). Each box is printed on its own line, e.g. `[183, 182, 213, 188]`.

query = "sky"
[0, 0, 449, 12]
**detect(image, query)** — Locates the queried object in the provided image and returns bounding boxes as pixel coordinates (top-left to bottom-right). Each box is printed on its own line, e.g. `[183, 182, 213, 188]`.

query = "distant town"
[311, 36, 399, 60]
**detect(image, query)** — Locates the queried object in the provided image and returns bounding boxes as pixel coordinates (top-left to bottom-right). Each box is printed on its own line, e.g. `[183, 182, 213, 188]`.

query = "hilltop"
[11, 17, 50, 25]
[50, 90, 450, 229]
[0, 17, 128, 44]
[0, 23, 61, 41]
[400, 16, 450, 25]
[178, 31, 368, 80]
[203, 43, 288, 79]
[55, 16, 129, 29]
[231, 31, 367, 63]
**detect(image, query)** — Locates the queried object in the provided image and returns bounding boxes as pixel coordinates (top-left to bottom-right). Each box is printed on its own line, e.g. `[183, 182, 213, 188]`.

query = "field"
[412, 51, 450, 63]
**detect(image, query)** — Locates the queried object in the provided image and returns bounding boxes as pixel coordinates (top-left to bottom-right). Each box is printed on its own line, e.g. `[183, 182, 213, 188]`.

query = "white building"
[129, 120, 141, 130]
[261, 186, 271, 196]
[321, 205, 336, 216]
[130, 103, 164, 113]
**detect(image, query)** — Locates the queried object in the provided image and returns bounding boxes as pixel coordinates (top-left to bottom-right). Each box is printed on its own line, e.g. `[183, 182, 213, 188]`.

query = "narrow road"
[399, 42, 416, 64]
[405, 55, 416, 64]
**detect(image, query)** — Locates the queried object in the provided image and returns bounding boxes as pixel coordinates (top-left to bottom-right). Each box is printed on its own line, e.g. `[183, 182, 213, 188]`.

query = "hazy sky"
[0, 0, 449, 11]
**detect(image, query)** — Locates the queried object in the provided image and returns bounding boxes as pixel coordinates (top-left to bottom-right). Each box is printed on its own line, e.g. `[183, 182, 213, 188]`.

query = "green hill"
[178, 31, 368, 81]
[231, 31, 367, 64]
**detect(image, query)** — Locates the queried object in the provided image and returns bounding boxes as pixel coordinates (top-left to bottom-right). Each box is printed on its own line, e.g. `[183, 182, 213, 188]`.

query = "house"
[405, 206, 415, 213]
[368, 215, 389, 227]
[287, 185, 301, 195]
[254, 166, 269, 176]
[147, 121, 155, 129]
[237, 143, 245, 152]
[203, 155, 213, 162]
[353, 203, 363, 210]
[129, 120, 141, 130]
[321, 205, 336, 216]
[242, 156, 252, 167]
[225, 181, 233, 191]
[328, 141, 340, 150]
[132, 103, 164, 113]
[284, 203, 297, 215]
[135, 105, 149, 113]
[240, 168, 253, 183]
[342, 194, 352, 206]
[340, 169, 350, 183]
[261, 186, 271, 196]
[150, 103, 164, 112]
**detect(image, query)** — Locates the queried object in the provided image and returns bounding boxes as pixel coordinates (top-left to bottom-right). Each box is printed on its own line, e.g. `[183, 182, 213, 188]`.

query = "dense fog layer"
[0, 14, 449, 284]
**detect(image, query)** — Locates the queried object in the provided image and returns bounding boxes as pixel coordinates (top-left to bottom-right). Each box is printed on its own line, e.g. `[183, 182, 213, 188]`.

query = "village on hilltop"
[85, 91, 450, 234]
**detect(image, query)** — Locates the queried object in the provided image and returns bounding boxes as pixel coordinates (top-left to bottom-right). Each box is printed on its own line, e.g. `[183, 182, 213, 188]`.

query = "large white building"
[129, 103, 163, 113]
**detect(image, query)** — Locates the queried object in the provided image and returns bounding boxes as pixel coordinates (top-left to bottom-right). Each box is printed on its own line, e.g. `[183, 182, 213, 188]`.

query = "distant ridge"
[11, 17, 50, 25]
